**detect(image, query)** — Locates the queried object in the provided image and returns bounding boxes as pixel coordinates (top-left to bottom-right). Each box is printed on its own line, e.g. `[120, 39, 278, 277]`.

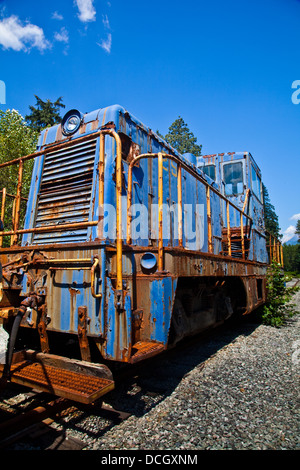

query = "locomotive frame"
[0, 105, 282, 403]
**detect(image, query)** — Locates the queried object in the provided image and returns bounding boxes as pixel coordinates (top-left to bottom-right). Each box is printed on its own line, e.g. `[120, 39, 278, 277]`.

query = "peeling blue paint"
[150, 277, 177, 344]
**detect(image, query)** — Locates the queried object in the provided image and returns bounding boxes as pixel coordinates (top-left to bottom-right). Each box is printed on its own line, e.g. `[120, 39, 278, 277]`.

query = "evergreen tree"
[295, 220, 300, 273]
[283, 244, 299, 272]
[262, 183, 281, 238]
[155, 129, 165, 139]
[164, 117, 202, 156]
[282, 220, 300, 273]
[296, 220, 300, 241]
[25, 95, 65, 132]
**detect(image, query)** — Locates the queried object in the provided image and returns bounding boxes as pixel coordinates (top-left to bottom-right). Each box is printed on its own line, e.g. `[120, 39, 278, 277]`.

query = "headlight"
[62, 109, 83, 136]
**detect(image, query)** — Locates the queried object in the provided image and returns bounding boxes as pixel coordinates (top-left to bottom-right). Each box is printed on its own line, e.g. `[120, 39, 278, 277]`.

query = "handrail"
[0, 129, 124, 294]
[0, 131, 102, 169]
[0, 221, 98, 237]
[0, 131, 102, 246]
[0, 130, 260, 293]
[266, 230, 283, 266]
[91, 257, 102, 299]
[98, 129, 123, 292]
[127, 152, 253, 264]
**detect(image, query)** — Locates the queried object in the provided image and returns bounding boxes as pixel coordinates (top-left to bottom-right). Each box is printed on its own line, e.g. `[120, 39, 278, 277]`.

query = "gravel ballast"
[1, 284, 299, 451]
[92, 285, 300, 451]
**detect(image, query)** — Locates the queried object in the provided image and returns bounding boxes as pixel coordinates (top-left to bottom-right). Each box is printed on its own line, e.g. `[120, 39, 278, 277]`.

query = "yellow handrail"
[266, 230, 283, 266]
[98, 129, 123, 291]
[127, 152, 253, 264]
[0, 129, 124, 295]
[91, 257, 102, 299]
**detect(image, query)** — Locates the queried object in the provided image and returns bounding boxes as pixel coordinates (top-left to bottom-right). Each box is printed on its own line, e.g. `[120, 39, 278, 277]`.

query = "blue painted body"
[18, 105, 268, 362]
[198, 151, 267, 262]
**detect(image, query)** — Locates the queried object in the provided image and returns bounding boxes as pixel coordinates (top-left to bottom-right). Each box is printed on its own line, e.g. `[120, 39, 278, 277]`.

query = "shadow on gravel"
[1, 314, 262, 449]
[104, 314, 261, 418]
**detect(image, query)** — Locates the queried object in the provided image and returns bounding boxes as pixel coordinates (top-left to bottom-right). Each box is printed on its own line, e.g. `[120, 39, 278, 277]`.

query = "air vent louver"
[32, 139, 97, 244]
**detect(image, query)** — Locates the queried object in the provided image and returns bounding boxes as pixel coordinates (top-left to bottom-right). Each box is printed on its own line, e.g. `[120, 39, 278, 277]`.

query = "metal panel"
[32, 139, 97, 244]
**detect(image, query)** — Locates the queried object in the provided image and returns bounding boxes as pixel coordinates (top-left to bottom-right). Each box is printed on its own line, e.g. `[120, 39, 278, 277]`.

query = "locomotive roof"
[36, 104, 261, 177]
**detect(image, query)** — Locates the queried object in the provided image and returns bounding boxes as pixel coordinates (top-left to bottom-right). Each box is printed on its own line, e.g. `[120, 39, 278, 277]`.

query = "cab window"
[251, 165, 262, 201]
[203, 164, 216, 181]
[223, 162, 243, 195]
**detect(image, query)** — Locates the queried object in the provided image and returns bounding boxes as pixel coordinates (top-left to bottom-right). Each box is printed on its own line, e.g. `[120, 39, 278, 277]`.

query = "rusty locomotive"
[0, 105, 282, 403]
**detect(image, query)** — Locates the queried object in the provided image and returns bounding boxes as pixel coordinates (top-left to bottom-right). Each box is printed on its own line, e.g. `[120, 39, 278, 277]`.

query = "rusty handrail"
[266, 230, 283, 266]
[0, 131, 102, 169]
[0, 188, 28, 247]
[0, 221, 98, 237]
[12, 159, 23, 245]
[226, 200, 231, 257]
[206, 185, 212, 253]
[158, 152, 164, 270]
[127, 152, 253, 263]
[177, 164, 183, 247]
[0, 132, 102, 246]
[98, 129, 123, 292]
[0, 128, 124, 296]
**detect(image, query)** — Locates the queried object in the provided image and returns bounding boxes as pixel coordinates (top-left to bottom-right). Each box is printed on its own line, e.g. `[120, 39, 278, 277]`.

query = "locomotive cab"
[198, 152, 266, 262]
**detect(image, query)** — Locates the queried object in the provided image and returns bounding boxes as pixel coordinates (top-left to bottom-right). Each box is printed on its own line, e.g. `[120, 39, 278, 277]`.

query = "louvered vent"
[32, 138, 97, 244]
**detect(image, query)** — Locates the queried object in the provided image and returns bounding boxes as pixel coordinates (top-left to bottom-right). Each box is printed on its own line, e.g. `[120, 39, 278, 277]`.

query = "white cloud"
[97, 33, 112, 53]
[102, 14, 110, 29]
[52, 11, 64, 21]
[290, 213, 300, 221]
[75, 0, 96, 23]
[282, 225, 296, 244]
[0, 15, 50, 52]
[54, 27, 69, 43]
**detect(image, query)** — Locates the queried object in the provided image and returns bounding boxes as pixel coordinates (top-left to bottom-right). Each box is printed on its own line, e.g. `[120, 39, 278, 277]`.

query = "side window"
[223, 162, 244, 195]
[203, 165, 216, 181]
[251, 165, 262, 201]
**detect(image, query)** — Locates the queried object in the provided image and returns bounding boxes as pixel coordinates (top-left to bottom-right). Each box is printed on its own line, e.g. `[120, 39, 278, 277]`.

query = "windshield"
[251, 165, 262, 200]
[223, 162, 244, 195]
[202, 165, 216, 181]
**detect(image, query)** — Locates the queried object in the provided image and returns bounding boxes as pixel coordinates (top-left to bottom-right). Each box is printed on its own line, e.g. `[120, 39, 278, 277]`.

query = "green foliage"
[0, 109, 38, 192]
[25, 95, 65, 132]
[283, 243, 300, 273]
[0, 109, 38, 245]
[296, 220, 300, 240]
[282, 220, 300, 274]
[159, 116, 202, 156]
[262, 183, 281, 238]
[261, 261, 299, 327]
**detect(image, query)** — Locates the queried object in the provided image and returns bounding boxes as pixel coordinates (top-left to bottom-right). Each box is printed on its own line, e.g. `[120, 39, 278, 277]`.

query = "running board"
[0, 350, 114, 404]
[130, 341, 165, 363]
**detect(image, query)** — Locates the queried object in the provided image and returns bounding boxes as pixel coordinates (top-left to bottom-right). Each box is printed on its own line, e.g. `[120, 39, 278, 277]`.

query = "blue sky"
[0, 0, 299, 242]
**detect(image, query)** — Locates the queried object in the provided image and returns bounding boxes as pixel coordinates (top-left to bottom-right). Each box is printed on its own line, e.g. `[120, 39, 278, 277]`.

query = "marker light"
[140, 252, 157, 272]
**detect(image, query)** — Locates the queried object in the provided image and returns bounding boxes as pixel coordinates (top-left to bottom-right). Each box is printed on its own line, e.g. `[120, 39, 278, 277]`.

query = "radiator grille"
[33, 138, 97, 244]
